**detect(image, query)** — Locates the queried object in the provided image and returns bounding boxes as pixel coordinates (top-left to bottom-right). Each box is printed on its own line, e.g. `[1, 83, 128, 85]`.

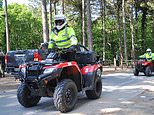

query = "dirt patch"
[0, 74, 20, 91]
[103, 67, 133, 75]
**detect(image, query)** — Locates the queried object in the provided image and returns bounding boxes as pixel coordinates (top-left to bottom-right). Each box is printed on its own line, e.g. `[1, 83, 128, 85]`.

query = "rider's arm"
[48, 32, 55, 49]
[152, 53, 154, 60]
[68, 27, 78, 45]
[139, 54, 146, 58]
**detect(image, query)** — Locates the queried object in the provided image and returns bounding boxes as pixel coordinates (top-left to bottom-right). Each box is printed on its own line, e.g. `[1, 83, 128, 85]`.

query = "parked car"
[5, 44, 48, 76]
[5, 49, 48, 76]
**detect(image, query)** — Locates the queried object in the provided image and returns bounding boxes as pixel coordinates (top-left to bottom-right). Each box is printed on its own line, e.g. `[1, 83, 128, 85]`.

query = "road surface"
[0, 72, 154, 115]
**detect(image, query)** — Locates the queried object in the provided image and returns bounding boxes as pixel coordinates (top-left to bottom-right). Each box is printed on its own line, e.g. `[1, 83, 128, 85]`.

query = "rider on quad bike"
[17, 14, 103, 113]
[134, 48, 154, 76]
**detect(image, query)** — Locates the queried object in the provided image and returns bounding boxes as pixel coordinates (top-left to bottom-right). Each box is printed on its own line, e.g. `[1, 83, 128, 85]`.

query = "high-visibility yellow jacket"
[48, 27, 78, 49]
[139, 53, 154, 61]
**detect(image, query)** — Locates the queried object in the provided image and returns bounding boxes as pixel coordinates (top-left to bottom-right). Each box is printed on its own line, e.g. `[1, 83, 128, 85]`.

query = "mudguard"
[81, 64, 102, 88]
[142, 61, 153, 66]
[41, 61, 82, 90]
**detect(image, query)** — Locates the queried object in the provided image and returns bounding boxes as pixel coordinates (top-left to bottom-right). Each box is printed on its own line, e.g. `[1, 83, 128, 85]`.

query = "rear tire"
[0, 64, 4, 77]
[17, 83, 41, 107]
[53, 79, 77, 113]
[145, 66, 152, 76]
[133, 68, 139, 76]
[86, 69, 102, 99]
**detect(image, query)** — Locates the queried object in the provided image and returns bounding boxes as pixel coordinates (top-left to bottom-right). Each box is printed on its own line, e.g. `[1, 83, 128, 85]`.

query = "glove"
[40, 42, 48, 50]
[68, 45, 76, 52]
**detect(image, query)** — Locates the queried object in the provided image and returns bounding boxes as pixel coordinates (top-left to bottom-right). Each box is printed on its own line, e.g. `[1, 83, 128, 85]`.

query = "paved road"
[0, 73, 154, 115]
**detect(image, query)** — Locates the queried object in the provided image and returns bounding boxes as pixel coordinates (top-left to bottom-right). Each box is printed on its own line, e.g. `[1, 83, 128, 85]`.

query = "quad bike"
[133, 57, 154, 76]
[17, 45, 102, 113]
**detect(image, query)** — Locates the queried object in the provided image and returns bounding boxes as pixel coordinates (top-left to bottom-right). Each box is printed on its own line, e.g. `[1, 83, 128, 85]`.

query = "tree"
[82, 0, 85, 46]
[116, 0, 123, 68]
[102, 0, 106, 61]
[41, 0, 49, 43]
[4, 0, 10, 52]
[0, 4, 43, 51]
[122, 0, 128, 66]
[0, 0, 153, 64]
[86, 0, 93, 50]
[62, 0, 64, 14]
[129, 2, 135, 61]
[49, 0, 53, 33]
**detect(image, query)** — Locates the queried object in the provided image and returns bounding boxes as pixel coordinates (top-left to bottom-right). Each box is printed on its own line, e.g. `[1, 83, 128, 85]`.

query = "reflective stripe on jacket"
[139, 53, 153, 61]
[48, 27, 78, 49]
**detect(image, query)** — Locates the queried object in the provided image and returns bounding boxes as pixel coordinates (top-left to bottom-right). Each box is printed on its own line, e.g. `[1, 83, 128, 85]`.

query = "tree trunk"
[141, 8, 147, 50]
[62, 0, 64, 14]
[49, 0, 53, 33]
[130, 4, 135, 61]
[122, 0, 128, 66]
[82, 0, 86, 46]
[54, 1, 57, 15]
[134, 4, 139, 53]
[41, 0, 49, 42]
[86, 0, 93, 50]
[99, 0, 106, 61]
[117, 0, 123, 69]
[153, 12, 154, 46]
[102, 0, 106, 61]
[4, 0, 10, 52]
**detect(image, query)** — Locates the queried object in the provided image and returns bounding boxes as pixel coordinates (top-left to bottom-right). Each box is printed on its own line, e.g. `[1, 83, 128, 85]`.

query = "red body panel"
[81, 64, 102, 75]
[142, 61, 153, 66]
[43, 61, 81, 72]
[135, 60, 153, 66]
[43, 62, 102, 75]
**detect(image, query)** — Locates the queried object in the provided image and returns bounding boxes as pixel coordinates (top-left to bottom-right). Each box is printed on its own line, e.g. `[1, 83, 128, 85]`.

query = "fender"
[41, 61, 82, 90]
[81, 64, 102, 88]
[81, 64, 102, 75]
[142, 61, 153, 67]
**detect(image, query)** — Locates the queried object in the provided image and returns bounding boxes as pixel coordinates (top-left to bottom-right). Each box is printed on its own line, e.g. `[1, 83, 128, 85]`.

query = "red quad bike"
[133, 57, 154, 76]
[17, 45, 102, 113]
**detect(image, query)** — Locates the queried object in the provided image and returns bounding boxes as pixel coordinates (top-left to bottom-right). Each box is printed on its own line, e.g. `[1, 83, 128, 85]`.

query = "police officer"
[48, 14, 78, 50]
[139, 48, 154, 61]
[48, 14, 78, 60]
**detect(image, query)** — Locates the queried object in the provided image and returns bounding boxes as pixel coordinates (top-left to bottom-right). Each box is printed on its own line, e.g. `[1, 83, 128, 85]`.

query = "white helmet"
[54, 14, 67, 30]
[146, 48, 152, 52]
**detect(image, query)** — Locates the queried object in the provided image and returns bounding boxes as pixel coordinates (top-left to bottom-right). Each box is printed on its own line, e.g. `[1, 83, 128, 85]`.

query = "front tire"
[53, 79, 77, 113]
[17, 83, 41, 107]
[86, 69, 102, 99]
[133, 68, 139, 76]
[145, 66, 152, 76]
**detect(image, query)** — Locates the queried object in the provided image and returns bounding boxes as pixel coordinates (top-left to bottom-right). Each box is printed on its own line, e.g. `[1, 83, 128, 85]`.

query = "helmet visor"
[55, 20, 64, 26]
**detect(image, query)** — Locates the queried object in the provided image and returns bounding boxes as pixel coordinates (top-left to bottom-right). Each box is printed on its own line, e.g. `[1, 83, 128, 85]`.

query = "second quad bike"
[133, 57, 154, 76]
[17, 45, 102, 113]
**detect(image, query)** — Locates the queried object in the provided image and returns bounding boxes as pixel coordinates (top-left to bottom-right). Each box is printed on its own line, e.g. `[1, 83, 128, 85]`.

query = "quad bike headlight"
[21, 67, 26, 74]
[43, 67, 55, 74]
[19, 65, 26, 74]
[142, 63, 146, 66]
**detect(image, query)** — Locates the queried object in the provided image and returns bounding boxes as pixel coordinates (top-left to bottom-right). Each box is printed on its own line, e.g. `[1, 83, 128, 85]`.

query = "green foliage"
[0, 0, 2, 8]
[1, 0, 154, 62]
[0, 3, 43, 52]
